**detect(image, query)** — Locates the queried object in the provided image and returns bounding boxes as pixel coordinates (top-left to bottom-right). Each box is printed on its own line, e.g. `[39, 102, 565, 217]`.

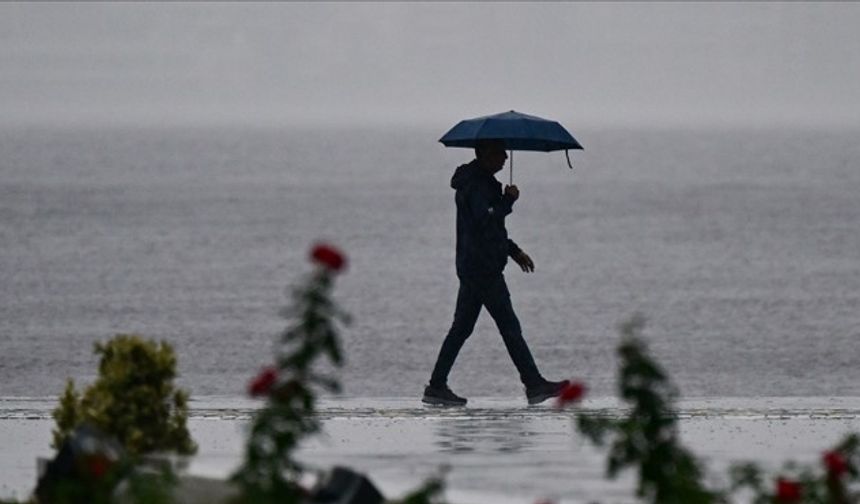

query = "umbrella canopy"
[439, 110, 583, 181]
[439, 110, 583, 152]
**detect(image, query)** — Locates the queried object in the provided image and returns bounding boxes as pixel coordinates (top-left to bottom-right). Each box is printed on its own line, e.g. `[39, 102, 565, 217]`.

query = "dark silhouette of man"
[423, 139, 569, 406]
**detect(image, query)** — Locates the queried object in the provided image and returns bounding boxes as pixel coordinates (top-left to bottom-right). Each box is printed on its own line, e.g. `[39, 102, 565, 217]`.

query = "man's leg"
[481, 274, 543, 388]
[429, 278, 482, 388]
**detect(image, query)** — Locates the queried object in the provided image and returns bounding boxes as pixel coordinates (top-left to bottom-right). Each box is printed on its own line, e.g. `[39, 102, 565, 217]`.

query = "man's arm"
[465, 183, 534, 272]
[465, 184, 517, 230]
[496, 188, 535, 274]
[470, 184, 519, 226]
[510, 245, 535, 273]
[507, 238, 522, 258]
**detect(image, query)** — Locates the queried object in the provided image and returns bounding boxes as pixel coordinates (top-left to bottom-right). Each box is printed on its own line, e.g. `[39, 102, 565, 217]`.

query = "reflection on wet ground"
[434, 415, 540, 454]
[3, 397, 860, 502]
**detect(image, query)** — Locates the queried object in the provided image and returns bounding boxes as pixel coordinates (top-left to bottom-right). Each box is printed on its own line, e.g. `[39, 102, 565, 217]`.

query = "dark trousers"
[429, 274, 543, 389]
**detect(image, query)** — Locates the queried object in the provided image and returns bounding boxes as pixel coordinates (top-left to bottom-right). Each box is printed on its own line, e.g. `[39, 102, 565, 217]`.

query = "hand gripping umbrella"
[439, 110, 583, 184]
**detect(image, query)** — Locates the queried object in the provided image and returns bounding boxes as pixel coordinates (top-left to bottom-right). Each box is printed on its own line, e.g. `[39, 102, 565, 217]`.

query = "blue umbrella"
[439, 110, 583, 183]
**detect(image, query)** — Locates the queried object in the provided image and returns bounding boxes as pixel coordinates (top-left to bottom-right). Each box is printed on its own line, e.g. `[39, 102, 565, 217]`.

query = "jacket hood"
[450, 160, 481, 190]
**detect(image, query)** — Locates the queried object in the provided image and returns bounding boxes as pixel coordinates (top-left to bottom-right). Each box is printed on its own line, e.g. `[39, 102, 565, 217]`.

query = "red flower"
[555, 381, 587, 408]
[85, 454, 111, 479]
[249, 366, 278, 397]
[775, 477, 802, 503]
[823, 450, 849, 477]
[310, 243, 347, 272]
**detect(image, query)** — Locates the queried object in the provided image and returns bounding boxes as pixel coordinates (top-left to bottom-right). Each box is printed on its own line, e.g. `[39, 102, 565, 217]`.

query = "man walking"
[423, 139, 569, 406]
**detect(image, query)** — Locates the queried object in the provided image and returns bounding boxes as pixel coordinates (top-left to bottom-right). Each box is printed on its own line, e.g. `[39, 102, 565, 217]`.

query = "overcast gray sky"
[2, 2, 859, 128]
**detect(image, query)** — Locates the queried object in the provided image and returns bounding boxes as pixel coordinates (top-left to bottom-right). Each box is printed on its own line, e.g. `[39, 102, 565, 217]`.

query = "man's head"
[475, 139, 508, 174]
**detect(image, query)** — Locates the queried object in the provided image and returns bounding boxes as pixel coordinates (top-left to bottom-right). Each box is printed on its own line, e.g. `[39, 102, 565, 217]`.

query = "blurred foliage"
[119, 464, 178, 504]
[35, 459, 177, 504]
[231, 267, 350, 504]
[231, 245, 449, 504]
[576, 314, 723, 504]
[728, 434, 860, 503]
[51, 334, 196, 457]
[575, 314, 860, 504]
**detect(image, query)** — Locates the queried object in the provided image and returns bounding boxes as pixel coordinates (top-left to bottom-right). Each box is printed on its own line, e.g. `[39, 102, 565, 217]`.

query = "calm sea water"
[1, 124, 859, 400]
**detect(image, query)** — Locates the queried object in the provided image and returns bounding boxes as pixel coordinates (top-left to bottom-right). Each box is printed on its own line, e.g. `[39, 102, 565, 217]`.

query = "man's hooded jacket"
[450, 160, 522, 278]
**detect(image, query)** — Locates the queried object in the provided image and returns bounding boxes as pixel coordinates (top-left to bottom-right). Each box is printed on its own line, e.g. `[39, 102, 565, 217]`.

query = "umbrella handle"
[509, 150, 513, 185]
[565, 149, 573, 169]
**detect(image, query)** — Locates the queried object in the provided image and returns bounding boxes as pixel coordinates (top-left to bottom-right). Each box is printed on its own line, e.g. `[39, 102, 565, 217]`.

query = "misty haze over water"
[1, 125, 858, 399]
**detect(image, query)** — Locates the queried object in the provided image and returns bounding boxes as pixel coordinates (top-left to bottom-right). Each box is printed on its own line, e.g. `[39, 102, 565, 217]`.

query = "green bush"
[52, 334, 197, 456]
[576, 314, 720, 503]
[572, 314, 860, 504]
[232, 248, 350, 503]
